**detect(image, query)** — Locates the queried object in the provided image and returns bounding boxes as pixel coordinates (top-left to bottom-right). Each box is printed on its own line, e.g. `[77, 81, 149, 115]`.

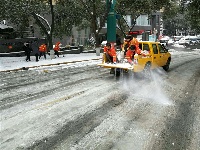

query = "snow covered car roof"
[0, 24, 13, 29]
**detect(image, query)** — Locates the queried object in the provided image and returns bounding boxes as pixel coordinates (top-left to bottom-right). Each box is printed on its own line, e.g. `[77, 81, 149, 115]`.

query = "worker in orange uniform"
[39, 43, 47, 59]
[104, 42, 117, 64]
[125, 45, 137, 65]
[122, 35, 132, 55]
[53, 42, 62, 57]
[129, 35, 141, 54]
[104, 42, 117, 74]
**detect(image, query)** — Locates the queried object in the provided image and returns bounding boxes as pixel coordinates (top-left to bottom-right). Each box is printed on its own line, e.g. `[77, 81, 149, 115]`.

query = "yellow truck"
[98, 41, 171, 77]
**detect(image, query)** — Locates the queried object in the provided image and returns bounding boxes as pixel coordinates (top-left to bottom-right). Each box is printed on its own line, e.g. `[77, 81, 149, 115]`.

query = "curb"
[0, 58, 102, 72]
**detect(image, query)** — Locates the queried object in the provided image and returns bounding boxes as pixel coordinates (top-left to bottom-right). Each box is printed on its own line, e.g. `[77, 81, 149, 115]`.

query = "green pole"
[106, 0, 116, 43]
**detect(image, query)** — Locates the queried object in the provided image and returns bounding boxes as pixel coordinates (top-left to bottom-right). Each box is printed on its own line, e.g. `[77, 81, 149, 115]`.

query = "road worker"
[129, 35, 141, 54]
[53, 42, 62, 57]
[103, 42, 117, 74]
[125, 45, 136, 65]
[39, 43, 47, 59]
[103, 42, 117, 64]
[121, 35, 132, 55]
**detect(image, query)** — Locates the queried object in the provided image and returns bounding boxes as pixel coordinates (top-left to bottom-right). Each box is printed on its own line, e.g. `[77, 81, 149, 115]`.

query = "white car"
[178, 37, 191, 45]
[173, 36, 183, 44]
[159, 38, 169, 46]
[168, 38, 174, 44]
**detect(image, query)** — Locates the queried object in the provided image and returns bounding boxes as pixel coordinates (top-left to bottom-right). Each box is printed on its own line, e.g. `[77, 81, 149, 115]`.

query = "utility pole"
[106, 0, 116, 46]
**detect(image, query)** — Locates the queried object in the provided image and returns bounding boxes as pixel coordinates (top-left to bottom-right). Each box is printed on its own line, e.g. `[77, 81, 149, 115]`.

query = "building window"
[124, 15, 131, 27]
[136, 15, 150, 26]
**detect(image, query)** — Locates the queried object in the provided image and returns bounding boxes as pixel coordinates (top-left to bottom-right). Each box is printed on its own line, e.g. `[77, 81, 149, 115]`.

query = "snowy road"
[0, 49, 200, 150]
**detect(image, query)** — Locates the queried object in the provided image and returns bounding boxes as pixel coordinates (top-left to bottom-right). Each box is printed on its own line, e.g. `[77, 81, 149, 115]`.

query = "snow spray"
[120, 68, 173, 106]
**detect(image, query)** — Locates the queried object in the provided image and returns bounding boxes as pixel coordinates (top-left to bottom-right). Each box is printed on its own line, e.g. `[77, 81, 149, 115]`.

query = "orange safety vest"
[129, 38, 141, 54]
[104, 46, 117, 63]
[125, 49, 135, 64]
[39, 44, 47, 52]
[54, 42, 61, 51]
[122, 40, 131, 51]
[130, 37, 139, 46]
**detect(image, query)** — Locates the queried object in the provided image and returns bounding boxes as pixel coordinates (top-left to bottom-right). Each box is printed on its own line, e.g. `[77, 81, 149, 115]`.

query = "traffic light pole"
[106, 0, 116, 46]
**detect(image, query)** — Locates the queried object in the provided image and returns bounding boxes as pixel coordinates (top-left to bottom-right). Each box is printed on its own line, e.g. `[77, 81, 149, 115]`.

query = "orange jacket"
[122, 40, 131, 51]
[129, 37, 139, 46]
[39, 44, 47, 52]
[125, 49, 135, 64]
[54, 42, 61, 51]
[129, 38, 142, 54]
[104, 46, 117, 63]
[122, 37, 139, 52]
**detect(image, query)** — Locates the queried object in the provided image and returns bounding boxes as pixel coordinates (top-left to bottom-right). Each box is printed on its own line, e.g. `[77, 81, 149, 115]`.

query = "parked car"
[173, 36, 183, 44]
[168, 38, 174, 45]
[178, 36, 198, 45]
[159, 38, 169, 46]
[178, 37, 191, 45]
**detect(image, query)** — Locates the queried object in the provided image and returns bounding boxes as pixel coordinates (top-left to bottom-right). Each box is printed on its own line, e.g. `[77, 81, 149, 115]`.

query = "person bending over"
[125, 45, 136, 65]
[103, 42, 117, 64]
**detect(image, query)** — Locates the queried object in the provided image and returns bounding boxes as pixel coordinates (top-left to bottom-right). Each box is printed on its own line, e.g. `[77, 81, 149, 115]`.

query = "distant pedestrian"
[53, 42, 62, 57]
[39, 43, 47, 59]
[23, 42, 32, 62]
[31, 40, 40, 62]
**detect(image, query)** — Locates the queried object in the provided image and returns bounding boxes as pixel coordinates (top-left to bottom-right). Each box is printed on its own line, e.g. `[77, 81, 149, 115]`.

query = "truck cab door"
[151, 44, 161, 67]
[158, 44, 168, 66]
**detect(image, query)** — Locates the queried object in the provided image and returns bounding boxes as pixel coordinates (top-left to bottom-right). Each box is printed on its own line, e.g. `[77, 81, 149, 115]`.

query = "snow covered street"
[0, 48, 200, 150]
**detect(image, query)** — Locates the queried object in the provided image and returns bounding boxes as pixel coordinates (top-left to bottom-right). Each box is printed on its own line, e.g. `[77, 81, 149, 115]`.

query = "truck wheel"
[115, 68, 121, 77]
[143, 62, 151, 79]
[111, 68, 120, 76]
[163, 59, 171, 71]
[115, 71, 120, 76]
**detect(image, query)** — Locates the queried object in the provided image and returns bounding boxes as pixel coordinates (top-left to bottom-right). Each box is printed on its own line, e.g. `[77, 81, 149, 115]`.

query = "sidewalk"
[0, 53, 102, 72]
